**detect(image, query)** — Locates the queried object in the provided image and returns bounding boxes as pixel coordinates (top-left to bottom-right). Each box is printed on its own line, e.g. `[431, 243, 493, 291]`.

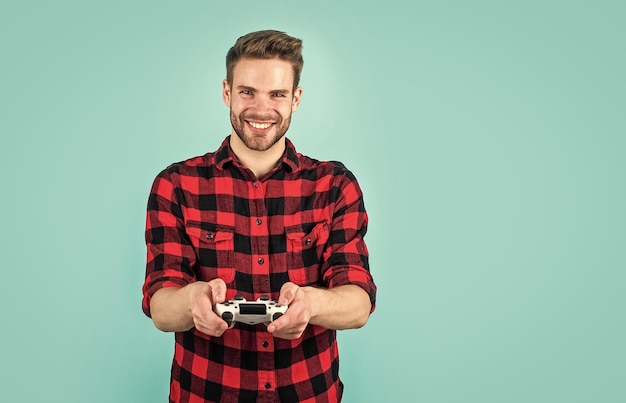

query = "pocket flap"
[285, 221, 329, 251]
[186, 221, 235, 246]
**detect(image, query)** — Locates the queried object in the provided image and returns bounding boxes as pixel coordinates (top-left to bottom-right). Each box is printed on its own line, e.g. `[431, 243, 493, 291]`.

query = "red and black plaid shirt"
[143, 136, 376, 403]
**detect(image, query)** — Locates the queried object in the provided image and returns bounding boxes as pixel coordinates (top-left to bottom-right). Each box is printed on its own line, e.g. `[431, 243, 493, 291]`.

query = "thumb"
[279, 282, 299, 306]
[207, 278, 227, 304]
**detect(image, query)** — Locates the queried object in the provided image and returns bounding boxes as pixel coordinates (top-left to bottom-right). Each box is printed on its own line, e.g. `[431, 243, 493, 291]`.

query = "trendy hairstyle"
[226, 30, 304, 91]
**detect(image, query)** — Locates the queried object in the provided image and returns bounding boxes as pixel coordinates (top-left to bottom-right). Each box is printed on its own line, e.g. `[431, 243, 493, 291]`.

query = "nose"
[251, 94, 272, 113]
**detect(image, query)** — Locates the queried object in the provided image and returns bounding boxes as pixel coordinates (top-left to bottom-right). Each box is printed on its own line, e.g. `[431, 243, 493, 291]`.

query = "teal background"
[1, 1, 624, 402]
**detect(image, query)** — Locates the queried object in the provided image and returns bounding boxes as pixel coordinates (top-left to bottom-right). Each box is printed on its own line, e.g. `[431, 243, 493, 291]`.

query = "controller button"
[222, 312, 234, 326]
[234, 294, 244, 300]
[259, 295, 269, 301]
[272, 312, 283, 321]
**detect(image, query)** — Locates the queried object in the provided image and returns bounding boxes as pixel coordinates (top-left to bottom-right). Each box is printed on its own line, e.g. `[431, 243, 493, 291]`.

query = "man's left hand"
[267, 282, 312, 340]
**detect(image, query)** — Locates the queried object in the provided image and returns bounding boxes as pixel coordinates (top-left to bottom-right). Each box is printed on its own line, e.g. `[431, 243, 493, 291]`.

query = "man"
[142, 30, 376, 403]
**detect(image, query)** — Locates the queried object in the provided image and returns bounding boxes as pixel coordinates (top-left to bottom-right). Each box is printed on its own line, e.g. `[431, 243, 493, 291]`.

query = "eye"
[240, 90, 253, 96]
[272, 93, 286, 98]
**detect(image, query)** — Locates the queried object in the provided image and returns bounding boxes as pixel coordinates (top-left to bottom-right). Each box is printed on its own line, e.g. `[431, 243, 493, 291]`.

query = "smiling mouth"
[247, 121, 274, 129]
[245, 120, 276, 134]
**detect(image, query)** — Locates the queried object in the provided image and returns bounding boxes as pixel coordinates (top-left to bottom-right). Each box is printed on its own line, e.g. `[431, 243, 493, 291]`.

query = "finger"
[196, 318, 228, 337]
[207, 278, 227, 304]
[279, 282, 299, 306]
[271, 326, 305, 340]
[267, 312, 290, 333]
[190, 285, 226, 326]
[190, 283, 216, 318]
[193, 302, 229, 336]
[192, 302, 218, 324]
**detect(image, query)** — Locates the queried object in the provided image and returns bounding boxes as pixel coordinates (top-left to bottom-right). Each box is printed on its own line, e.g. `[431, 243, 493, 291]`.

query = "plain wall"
[1, 1, 624, 402]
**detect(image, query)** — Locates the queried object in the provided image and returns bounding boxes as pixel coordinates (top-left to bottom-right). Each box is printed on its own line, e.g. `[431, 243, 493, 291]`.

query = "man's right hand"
[149, 278, 229, 336]
[188, 279, 229, 337]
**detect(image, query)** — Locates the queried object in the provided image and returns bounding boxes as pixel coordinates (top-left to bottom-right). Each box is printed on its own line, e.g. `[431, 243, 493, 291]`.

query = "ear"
[222, 80, 231, 107]
[291, 86, 303, 112]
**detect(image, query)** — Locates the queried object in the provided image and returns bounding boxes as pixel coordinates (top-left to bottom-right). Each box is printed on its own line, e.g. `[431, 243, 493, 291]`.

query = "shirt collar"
[214, 136, 300, 173]
[214, 136, 234, 170]
[282, 138, 300, 172]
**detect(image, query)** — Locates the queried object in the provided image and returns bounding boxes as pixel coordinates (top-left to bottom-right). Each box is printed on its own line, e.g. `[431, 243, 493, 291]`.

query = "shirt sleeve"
[321, 166, 377, 312]
[142, 168, 197, 318]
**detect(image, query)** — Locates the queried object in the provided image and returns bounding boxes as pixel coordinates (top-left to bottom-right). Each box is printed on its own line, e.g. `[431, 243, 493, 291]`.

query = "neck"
[229, 134, 286, 178]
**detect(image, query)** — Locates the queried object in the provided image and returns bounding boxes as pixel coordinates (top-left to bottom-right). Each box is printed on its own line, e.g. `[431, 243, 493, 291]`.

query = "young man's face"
[223, 57, 302, 152]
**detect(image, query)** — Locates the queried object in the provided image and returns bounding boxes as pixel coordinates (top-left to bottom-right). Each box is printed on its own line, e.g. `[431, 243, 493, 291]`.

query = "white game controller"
[215, 294, 287, 328]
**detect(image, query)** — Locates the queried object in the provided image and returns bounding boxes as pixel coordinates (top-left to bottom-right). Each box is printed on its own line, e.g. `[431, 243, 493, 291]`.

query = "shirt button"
[305, 238, 312, 245]
[256, 219, 262, 225]
[262, 340, 269, 348]
[264, 383, 271, 389]
[253, 182, 259, 188]
[257, 258, 264, 265]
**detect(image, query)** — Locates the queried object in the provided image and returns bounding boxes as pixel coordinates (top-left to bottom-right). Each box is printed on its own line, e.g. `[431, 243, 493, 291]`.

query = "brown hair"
[226, 30, 304, 90]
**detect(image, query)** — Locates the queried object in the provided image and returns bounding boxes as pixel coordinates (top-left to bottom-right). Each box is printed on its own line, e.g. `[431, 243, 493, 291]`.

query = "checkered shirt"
[143, 136, 376, 402]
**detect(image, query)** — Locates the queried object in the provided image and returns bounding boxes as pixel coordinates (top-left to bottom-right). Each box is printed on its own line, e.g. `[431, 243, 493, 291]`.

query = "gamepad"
[215, 294, 287, 328]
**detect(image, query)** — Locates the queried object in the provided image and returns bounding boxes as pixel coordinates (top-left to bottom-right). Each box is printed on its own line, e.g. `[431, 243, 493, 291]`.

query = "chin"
[240, 131, 286, 152]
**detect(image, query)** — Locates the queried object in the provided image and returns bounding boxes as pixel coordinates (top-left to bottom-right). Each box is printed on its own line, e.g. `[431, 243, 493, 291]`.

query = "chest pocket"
[185, 221, 236, 284]
[285, 221, 330, 286]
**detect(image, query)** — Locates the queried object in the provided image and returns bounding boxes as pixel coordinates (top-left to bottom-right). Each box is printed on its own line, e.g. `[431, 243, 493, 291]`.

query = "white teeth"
[249, 122, 272, 129]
